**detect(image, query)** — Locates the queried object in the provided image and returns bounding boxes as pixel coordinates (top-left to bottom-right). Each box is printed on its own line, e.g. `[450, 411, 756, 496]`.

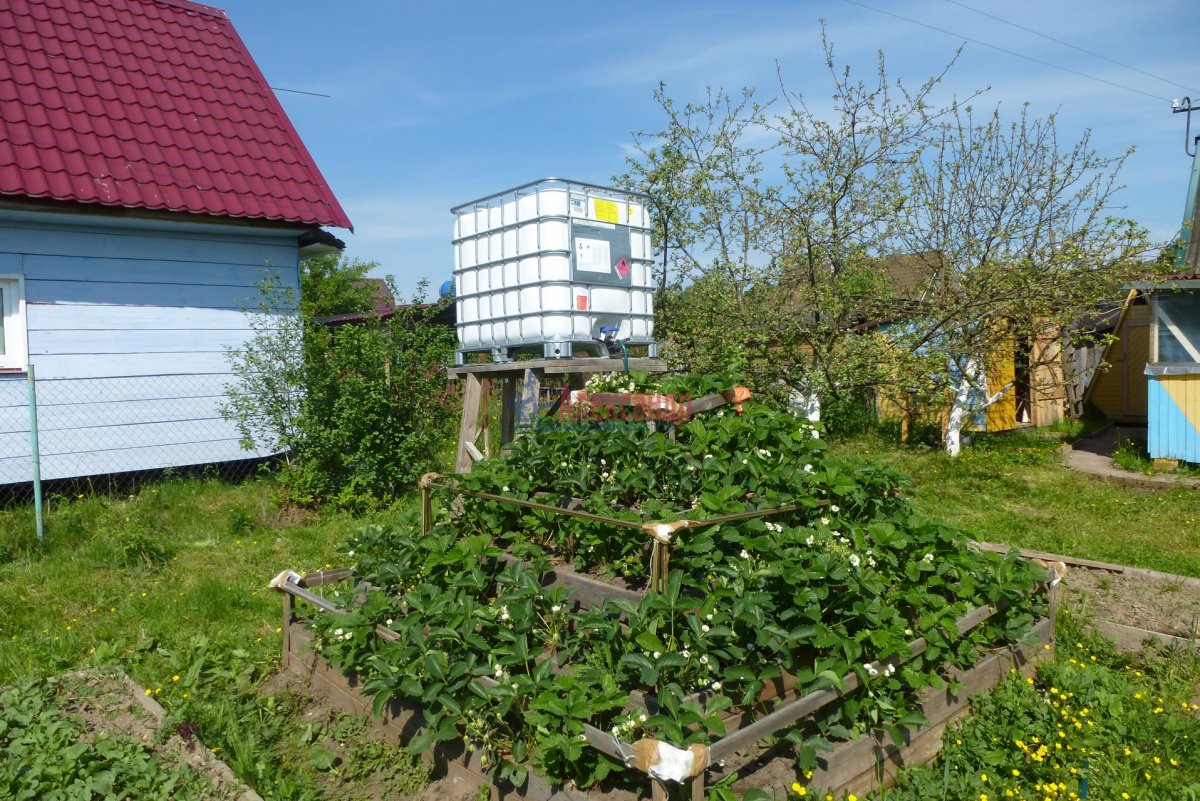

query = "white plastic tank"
[452, 178, 657, 362]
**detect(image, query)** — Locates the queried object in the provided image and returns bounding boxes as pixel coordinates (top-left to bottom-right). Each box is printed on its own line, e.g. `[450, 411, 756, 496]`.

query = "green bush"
[288, 303, 458, 510]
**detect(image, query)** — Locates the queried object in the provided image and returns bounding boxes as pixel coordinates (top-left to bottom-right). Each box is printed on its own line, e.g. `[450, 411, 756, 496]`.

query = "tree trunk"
[944, 368, 973, 458]
[791, 389, 821, 422]
[944, 356, 1014, 457]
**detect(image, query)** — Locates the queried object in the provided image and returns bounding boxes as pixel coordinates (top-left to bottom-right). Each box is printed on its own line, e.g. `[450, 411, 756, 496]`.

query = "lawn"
[830, 428, 1200, 578]
[0, 475, 429, 800]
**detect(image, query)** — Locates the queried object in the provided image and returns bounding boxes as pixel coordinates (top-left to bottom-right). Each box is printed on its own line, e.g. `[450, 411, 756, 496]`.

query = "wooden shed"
[1081, 291, 1151, 424]
[0, 0, 351, 484]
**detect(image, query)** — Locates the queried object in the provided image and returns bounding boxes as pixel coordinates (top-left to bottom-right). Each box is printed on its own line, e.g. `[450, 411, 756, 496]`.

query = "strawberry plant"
[306, 377, 1049, 792]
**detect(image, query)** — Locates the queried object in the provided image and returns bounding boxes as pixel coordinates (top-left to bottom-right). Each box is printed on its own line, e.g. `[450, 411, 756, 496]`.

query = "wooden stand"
[448, 358, 667, 473]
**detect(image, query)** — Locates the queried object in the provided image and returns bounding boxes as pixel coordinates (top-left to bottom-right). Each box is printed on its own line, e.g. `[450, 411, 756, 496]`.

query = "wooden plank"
[517, 369, 541, 430]
[811, 617, 1051, 797]
[26, 278, 266, 311]
[300, 568, 354, 588]
[708, 598, 1018, 762]
[23, 253, 292, 288]
[30, 350, 233, 379]
[500, 377, 516, 446]
[973, 541, 1200, 590]
[449, 358, 666, 378]
[455, 373, 483, 474]
[285, 621, 590, 801]
[28, 304, 253, 332]
[464, 441, 485, 462]
[1094, 620, 1200, 653]
[0, 216, 299, 265]
[479, 378, 492, 457]
[30, 327, 253, 356]
[497, 553, 644, 607]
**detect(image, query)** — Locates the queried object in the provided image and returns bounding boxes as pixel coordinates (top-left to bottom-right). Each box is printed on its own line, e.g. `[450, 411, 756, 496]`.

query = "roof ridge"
[146, 0, 227, 21]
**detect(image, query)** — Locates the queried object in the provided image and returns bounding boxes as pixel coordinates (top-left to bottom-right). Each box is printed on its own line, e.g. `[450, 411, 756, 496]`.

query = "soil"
[1060, 565, 1200, 639]
[56, 670, 255, 801]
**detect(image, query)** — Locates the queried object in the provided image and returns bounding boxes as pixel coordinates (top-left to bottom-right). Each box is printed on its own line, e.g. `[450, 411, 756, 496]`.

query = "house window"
[0, 275, 28, 370]
[1153, 290, 1200, 364]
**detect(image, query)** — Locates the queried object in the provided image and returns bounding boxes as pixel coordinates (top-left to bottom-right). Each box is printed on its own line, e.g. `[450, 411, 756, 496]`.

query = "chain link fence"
[0, 371, 276, 510]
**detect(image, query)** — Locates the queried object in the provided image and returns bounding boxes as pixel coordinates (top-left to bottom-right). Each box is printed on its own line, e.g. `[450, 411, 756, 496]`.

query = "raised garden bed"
[278, 567, 1054, 800]
[273, 376, 1057, 799]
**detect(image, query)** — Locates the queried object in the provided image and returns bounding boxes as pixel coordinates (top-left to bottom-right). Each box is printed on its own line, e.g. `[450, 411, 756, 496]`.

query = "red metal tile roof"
[0, 0, 352, 229]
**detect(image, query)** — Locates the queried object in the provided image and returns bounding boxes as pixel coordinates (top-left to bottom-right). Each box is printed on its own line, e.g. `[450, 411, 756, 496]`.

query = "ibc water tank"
[451, 178, 657, 363]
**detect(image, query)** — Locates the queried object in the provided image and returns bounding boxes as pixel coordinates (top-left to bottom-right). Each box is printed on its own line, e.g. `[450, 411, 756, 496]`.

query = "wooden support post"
[690, 773, 705, 801]
[455, 373, 483, 473]
[478, 378, 492, 457]
[517, 368, 542, 431]
[500, 377, 516, 447]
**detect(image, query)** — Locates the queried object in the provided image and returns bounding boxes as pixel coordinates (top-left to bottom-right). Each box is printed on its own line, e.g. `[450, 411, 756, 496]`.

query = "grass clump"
[830, 429, 1200, 577]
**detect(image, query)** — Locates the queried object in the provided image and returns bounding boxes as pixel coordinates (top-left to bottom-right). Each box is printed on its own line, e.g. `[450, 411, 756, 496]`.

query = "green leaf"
[635, 631, 666, 654]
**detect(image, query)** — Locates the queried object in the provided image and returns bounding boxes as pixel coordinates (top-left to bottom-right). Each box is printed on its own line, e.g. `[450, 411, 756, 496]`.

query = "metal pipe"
[426, 480, 823, 532]
[27, 365, 44, 549]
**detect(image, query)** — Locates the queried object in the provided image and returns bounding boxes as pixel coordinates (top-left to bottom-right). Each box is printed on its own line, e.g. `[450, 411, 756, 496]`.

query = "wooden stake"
[454, 373, 483, 473]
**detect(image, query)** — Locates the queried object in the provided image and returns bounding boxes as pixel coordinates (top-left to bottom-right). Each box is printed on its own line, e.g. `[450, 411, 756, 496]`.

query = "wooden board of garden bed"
[280, 566, 1054, 801]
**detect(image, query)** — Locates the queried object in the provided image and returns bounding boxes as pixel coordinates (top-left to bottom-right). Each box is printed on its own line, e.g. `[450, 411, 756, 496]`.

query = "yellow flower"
[144, 688, 152, 696]
[980, 773, 988, 782]
[791, 783, 805, 796]
[1012, 769, 1020, 777]
[172, 675, 180, 682]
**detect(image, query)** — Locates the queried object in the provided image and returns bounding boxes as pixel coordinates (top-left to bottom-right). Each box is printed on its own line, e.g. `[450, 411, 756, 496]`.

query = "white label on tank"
[575, 237, 612, 274]
[570, 193, 587, 217]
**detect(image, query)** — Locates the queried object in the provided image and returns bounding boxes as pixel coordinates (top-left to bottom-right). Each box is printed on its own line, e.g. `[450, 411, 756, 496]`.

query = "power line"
[271, 86, 331, 98]
[941, 0, 1197, 95]
[840, 0, 1174, 104]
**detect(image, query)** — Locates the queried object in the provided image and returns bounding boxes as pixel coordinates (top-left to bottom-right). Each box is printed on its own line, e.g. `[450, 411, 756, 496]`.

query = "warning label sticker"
[575, 237, 611, 274]
[592, 198, 619, 224]
[614, 257, 630, 280]
[569, 193, 587, 217]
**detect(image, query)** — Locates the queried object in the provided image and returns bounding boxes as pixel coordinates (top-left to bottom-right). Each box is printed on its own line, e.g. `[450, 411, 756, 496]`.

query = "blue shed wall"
[0, 210, 302, 483]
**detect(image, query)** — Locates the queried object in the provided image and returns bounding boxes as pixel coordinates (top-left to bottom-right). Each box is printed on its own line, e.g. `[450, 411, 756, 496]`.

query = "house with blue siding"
[0, 0, 351, 484]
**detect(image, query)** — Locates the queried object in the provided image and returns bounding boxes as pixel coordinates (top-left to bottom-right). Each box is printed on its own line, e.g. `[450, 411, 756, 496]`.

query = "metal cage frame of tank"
[451, 178, 658, 364]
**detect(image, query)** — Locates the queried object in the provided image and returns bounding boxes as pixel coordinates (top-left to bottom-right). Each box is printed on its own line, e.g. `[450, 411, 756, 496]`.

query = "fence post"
[27, 364, 45, 548]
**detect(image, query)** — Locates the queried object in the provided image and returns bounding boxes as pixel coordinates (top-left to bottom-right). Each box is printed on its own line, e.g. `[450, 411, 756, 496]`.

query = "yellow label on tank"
[593, 199, 619, 223]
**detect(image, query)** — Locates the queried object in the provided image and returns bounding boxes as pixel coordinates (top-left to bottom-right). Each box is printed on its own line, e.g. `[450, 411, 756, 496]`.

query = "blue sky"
[218, 0, 1200, 297]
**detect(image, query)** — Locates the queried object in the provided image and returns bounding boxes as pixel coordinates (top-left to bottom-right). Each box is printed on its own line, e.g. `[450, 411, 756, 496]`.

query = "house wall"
[0, 209, 301, 483]
[1148, 373, 1200, 463]
[1087, 303, 1150, 423]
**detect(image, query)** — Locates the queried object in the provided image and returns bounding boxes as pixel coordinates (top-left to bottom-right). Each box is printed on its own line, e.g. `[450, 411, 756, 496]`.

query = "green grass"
[830, 428, 1200, 577]
[0, 475, 426, 800]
